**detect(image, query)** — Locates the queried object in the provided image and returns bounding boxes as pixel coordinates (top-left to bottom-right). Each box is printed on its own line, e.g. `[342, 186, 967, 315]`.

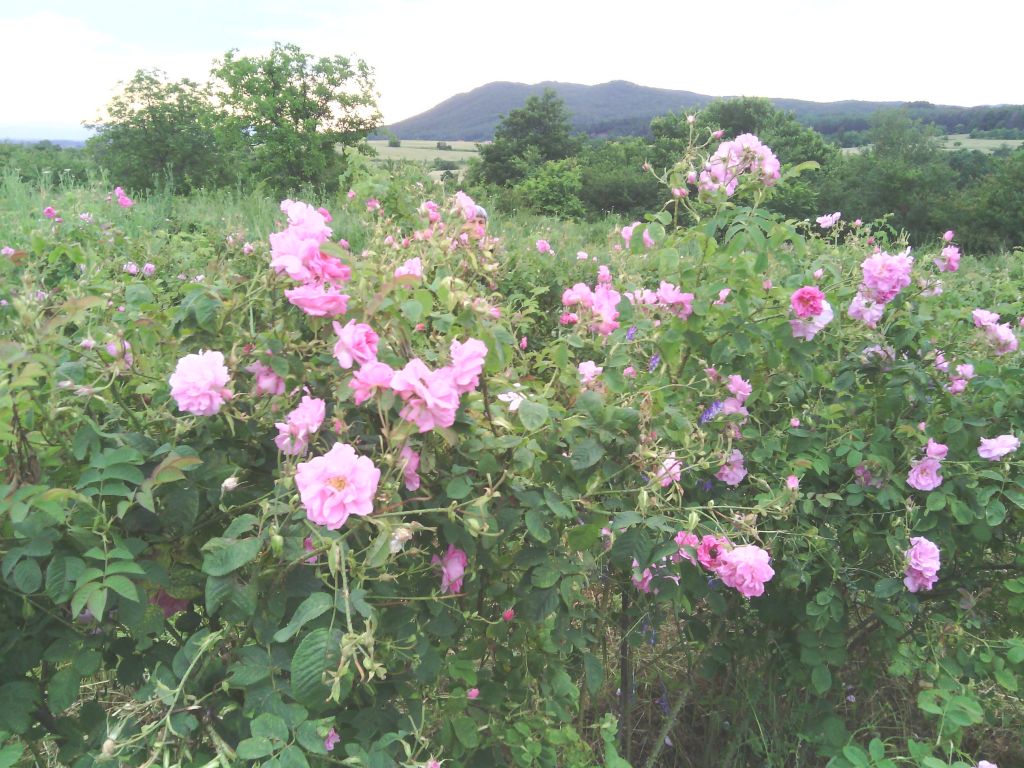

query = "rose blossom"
[715, 449, 748, 486]
[978, 434, 1019, 460]
[390, 359, 460, 432]
[284, 283, 349, 317]
[791, 300, 834, 340]
[295, 442, 380, 529]
[349, 360, 394, 405]
[673, 530, 700, 565]
[332, 320, 379, 369]
[394, 257, 422, 279]
[168, 350, 232, 416]
[790, 286, 826, 318]
[578, 361, 602, 385]
[247, 362, 286, 396]
[448, 338, 488, 394]
[716, 544, 775, 598]
[906, 457, 943, 491]
[274, 396, 326, 455]
[400, 445, 421, 491]
[655, 452, 682, 487]
[697, 534, 732, 571]
[903, 536, 941, 593]
[432, 544, 468, 594]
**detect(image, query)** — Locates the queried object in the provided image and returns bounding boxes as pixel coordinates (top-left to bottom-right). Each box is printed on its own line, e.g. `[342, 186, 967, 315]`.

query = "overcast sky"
[2, 0, 1020, 140]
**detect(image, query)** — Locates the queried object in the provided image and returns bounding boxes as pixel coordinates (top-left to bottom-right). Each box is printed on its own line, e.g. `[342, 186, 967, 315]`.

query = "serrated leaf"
[452, 715, 479, 748]
[103, 575, 139, 601]
[531, 565, 559, 588]
[202, 538, 263, 576]
[251, 712, 289, 742]
[47, 667, 81, 713]
[291, 628, 342, 707]
[12, 559, 42, 593]
[273, 592, 334, 643]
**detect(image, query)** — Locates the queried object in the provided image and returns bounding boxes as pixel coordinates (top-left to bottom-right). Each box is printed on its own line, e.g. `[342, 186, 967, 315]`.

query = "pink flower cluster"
[699, 134, 781, 196]
[944, 361, 975, 395]
[903, 536, 941, 593]
[816, 211, 841, 229]
[270, 199, 351, 317]
[671, 532, 774, 597]
[295, 442, 380, 529]
[906, 439, 947, 491]
[848, 248, 914, 327]
[721, 374, 752, 421]
[972, 308, 1019, 355]
[432, 544, 468, 594]
[247, 361, 286, 396]
[789, 285, 834, 341]
[169, 350, 233, 416]
[561, 281, 622, 335]
[274, 395, 326, 455]
[655, 452, 682, 487]
[623, 281, 695, 322]
[934, 243, 960, 272]
[715, 449, 748, 486]
[113, 186, 134, 208]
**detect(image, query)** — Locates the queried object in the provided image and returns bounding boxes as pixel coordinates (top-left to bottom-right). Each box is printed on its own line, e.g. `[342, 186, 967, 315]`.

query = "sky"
[2, 0, 1022, 141]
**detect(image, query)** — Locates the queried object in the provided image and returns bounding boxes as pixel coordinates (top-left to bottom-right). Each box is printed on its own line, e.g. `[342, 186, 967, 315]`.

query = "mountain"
[383, 81, 905, 140]
[383, 81, 1021, 141]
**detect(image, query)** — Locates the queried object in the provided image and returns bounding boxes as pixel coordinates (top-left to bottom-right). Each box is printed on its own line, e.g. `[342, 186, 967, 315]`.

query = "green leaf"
[811, 665, 832, 694]
[278, 745, 310, 768]
[273, 592, 334, 643]
[251, 712, 290, 743]
[531, 565, 559, 588]
[994, 667, 1018, 692]
[445, 476, 473, 500]
[103, 575, 139, 601]
[0, 681, 39, 733]
[12, 559, 42, 593]
[47, 667, 81, 713]
[925, 491, 945, 511]
[874, 578, 903, 598]
[453, 715, 479, 748]
[236, 737, 274, 760]
[840, 745, 869, 767]
[524, 509, 551, 543]
[291, 628, 342, 707]
[201, 538, 263, 576]
[569, 439, 604, 471]
[0, 744, 25, 768]
[583, 652, 604, 695]
[518, 400, 548, 431]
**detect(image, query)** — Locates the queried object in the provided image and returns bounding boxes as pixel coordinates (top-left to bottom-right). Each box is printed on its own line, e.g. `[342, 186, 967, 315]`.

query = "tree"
[86, 69, 243, 193]
[212, 43, 380, 192]
[473, 89, 581, 187]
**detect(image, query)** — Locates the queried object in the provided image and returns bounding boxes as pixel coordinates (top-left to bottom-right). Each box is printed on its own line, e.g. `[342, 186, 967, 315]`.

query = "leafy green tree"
[955, 148, 1024, 252]
[578, 138, 664, 218]
[473, 89, 582, 187]
[86, 69, 243, 193]
[512, 158, 586, 218]
[212, 43, 380, 192]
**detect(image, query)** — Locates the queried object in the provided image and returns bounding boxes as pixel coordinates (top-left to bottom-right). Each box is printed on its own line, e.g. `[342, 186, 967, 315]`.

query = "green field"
[367, 139, 480, 164]
[843, 133, 1024, 155]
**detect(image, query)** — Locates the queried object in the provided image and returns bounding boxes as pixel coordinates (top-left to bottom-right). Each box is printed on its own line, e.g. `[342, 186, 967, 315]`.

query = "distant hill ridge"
[384, 80, 1023, 141]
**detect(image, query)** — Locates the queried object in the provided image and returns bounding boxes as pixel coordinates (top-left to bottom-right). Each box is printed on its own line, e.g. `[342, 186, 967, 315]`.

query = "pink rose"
[726, 374, 752, 402]
[790, 286, 826, 318]
[432, 544, 468, 594]
[786, 475, 799, 491]
[715, 449, 747, 486]
[284, 283, 350, 317]
[390, 359, 460, 432]
[332, 320, 379, 369]
[394, 257, 422, 279]
[716, 544, 775, 597]
[400, 445, 421, 491]
[274, 396, 326, 455]
[978, 434, 1020, 460]
[791, 300, 834, 340]
[349, 360, 394, 405]
[169, 350, 232, 416]
[907, 457, 943, 491]
[903, 536, 940, 593]
[536, 239, 552, 254]
[655, 452, 682, 487]
[673, 531, 699, 564]
[247, 362, 285, 396]
[448, 338, 488, 394]
[578, 361, 602, 385]
[295, 442, 381, 529]
[697, 534, 732, 571]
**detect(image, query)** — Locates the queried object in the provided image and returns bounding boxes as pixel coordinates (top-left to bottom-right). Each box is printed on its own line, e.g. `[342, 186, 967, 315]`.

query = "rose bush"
[1, 126, 1023, 768]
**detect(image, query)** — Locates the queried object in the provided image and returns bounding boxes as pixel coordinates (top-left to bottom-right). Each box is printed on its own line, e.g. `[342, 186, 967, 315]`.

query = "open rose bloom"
[295, 443, 380, 529]
[169, 350, 233, 415]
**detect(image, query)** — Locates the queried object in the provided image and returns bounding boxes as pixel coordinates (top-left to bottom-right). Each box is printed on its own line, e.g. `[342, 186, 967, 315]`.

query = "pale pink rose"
[713, 288, 731, 305]
[946, 378, 968, 394]
[791, 300, 834, 340]
[907, 457, 943, 491]
[394, 257, 423, 279]
[576, 251, 589, 260]
[642, 228, 655, 248]
[984, 322, 1018, 355]
[169, 350, 232, 416]
[813, 268, 824, 280]
[448, 338, 488, 394]
[847, 292, 885, 328]
[562, 283, 593, 308]
[786, 475, 799, 491]
[974, 761, 997, 768]
[978, 434, 1019, 460]
[285, 283, 350, 317]
[715, 449, 747, 486]
[519, 336, 528, 350]
[943, 230, 954, 242]
[432, 544, 468, 594]
[699, 134, 780, 196]
[279, 198, 332, 240]
[972, 308, 1000, 328]
[400, 445, 421, 491]
[860, 248, 913, 304]
[324, 728, 340, 752]
[43, 206, 58, 219]
[816, 211, 841, 229]
[726, 374, 752, 402]
[390, 359, 460, 432]
[790, 286, 825, 318]
[762, 279, 773, 290]
[578, 361, 603, 384]
[631, 559, 655, 593]
[934, 244, 960, 272]
[332, 320, 379, 369]
[274, 396, 326, 455]
[717, 545, 775, 597]
[623, 366, 637, 378]
[955, 363, 975, 379]
[903, 536, 940, 592]
[925, 439, 948, 460]
[453, 190, 478, 221]
[536, 239, 552, 254]
[790, 418, 800, 427]
[1, 246, 15, 256]
[295, 442, 380, 529]
[655, 452, 682, 487]
[559, 312, 579, 325]
[597, 265, 612, 284]
[366, 198, 380, 212]
[466, 688, 480, 700]
[142, 262, 155, 276]
[349, 360, 394, 405]
[247, 361, 286, 395]
[697, 534, 731, 571]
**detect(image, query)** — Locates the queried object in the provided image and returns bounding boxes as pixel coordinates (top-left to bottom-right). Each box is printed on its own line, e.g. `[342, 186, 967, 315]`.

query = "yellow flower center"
[327, 475, 348, 491]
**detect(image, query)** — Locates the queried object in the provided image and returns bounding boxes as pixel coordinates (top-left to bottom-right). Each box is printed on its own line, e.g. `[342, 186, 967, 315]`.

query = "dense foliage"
[2, 123, 1023, 768]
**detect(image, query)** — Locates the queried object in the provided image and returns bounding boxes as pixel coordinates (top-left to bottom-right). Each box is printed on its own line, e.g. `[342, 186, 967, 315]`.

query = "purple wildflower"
[699, 400, 723, 425]
[626, 325, 637, 341]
